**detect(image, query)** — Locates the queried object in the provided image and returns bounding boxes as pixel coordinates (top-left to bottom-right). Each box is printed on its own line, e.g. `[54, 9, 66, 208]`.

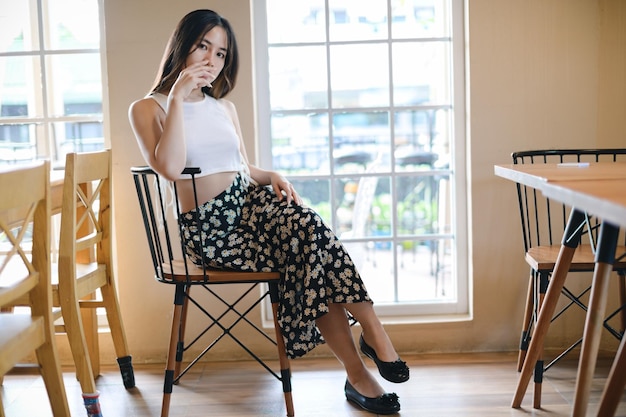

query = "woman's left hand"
[270, 172, 303, 205]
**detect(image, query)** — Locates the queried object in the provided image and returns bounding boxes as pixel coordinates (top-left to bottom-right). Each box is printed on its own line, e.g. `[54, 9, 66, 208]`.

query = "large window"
[254, 0, 468, 317]
[0, 0, 106, 167]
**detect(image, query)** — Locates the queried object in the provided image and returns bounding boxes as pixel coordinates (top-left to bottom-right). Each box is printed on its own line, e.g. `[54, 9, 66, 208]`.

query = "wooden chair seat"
[51, 263, 107, 295]
[0, 260, 39, 306]
[0, 315, 45, 375]
[526, 244, 626, 272]
[160, 259, 280, 283]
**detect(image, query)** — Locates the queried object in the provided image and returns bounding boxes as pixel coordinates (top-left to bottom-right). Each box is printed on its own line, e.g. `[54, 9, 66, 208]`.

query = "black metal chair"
[131, 166, 294, 417]
[511, 148, 626, 408]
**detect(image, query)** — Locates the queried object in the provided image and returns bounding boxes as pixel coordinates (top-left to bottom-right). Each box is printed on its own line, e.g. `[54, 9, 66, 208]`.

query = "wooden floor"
[2, 352, 626, 416]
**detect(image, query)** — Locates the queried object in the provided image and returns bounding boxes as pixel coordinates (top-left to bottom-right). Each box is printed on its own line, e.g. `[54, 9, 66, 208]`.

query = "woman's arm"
[128, 61, 214, 181]
[220, 99, 302, 205]
[128, 97, 186, 181]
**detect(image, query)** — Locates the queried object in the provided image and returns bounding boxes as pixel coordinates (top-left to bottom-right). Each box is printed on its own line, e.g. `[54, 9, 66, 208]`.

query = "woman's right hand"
[170, 60, 215, 101]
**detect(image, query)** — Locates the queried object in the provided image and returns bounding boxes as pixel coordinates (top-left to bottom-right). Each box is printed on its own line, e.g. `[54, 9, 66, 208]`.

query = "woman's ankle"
[361, 330, 399, 362]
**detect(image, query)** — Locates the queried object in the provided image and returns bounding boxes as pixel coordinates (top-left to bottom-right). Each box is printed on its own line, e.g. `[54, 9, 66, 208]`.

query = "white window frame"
[254, 0, 468, 321]
[0, 0, 109, 167]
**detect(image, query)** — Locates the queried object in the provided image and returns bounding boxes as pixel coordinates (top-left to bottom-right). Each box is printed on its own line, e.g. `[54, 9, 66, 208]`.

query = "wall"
[77, 0, 626, 366]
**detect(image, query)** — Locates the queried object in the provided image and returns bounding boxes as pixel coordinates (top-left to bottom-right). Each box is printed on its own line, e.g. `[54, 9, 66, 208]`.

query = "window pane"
[353, 240, 396, 303]
[266, 0, 326, 43]
[291, 178, 331, 222]
[0, 56, 44, 119]
[330, 44, 389, 108]
[45, 0, 100, 50]
[268, 46, 327, 110]
[335, 175, 391, 239]
[271, 113, 330, 175]
[397, 174, 445, 237]
[55, 121, 104, 159]
[393, 41, 450, 106]
[328, 0, 388, 42]
[397, 238, 454, 302]
[332, 111, 391, 174]
[0, 123, 38, 164]
[0, 2, 39, 52]
[391, 0, 450, 39]
[394, 109, 451, 171]
[47, 53, 102, 117]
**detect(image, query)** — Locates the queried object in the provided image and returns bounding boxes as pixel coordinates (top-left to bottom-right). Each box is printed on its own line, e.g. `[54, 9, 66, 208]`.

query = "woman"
[128, 9, 408, 415]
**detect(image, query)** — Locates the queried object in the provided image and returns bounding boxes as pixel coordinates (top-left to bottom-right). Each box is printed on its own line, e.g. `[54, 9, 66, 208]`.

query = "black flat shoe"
[344, 380, 400, 415]
[360, 334, 410, 383]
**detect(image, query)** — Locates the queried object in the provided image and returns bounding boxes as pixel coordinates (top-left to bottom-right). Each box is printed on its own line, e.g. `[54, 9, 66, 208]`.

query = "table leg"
[512, 209, 587, 408]
[597, 332, 626, 417]
[572, 222, 619, 417]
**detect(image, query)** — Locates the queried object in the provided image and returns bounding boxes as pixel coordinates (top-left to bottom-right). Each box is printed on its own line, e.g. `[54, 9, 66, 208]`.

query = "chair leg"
[100, 279, 135, 389]
[517, 271, 535, 371]
[173, 286, 190, 381]
[269, 282, 294, 417]
[34, 322, 73, 417]
[619, 272, 626, 334]
[597, 332, 626, 417]
[62, 297, 105, 416]
[80, 293, 100, 378]
[62, 298, 98, 396]
[533, 271, 549, 409]
[161, 284, 186, 417]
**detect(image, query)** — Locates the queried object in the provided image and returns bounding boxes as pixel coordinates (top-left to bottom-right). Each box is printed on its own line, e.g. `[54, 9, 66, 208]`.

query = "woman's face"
[186, 25, 228, 81]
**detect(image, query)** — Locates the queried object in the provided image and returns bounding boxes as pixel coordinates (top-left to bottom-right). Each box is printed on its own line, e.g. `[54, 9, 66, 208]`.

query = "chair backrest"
[132, 166, 280, 285]
[58, 150, 112, 281]
[511, 149, 626, 255]
[132, 166, 212, 284]
[0, 161, 51, 313]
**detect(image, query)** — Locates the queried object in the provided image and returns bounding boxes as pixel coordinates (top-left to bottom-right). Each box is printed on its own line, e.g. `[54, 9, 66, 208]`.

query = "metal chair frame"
[131, 166, 294, 417]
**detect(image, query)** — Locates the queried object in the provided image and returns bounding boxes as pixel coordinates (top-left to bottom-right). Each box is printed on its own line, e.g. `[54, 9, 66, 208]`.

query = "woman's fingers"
[174, 62, 215, 96]
[274, 179, 301, 206]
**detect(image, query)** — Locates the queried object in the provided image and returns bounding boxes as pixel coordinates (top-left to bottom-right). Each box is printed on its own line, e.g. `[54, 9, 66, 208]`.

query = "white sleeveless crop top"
[149, 93, 242, 178]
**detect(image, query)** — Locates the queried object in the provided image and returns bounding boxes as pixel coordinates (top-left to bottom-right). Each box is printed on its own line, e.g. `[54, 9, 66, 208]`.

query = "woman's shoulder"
[216, 99, 241, 128]
[216, 97, 235, 109]
[128, 95, 166, 125]
[216, 98, 237, 117]
[130, 94, 165, 113]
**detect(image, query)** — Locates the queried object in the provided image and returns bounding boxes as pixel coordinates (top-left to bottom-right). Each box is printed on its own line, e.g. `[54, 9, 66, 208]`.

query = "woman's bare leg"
[315, 303, 386, 398]
[344, 302, 399, 362]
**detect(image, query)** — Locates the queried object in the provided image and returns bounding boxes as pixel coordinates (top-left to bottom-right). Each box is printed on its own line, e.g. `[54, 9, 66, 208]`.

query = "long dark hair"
[150, 9, 239, 99]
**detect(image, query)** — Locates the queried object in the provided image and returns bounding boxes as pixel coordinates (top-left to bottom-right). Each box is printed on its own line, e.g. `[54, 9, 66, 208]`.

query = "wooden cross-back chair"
[56, 151, 135, 407]
[131, 166, 294, 417]
[511, 148, 626, 408]
[0, 161, 71, 417]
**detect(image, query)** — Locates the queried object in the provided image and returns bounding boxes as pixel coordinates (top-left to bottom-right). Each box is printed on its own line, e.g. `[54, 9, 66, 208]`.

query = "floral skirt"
[179, 173, 371, 358]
